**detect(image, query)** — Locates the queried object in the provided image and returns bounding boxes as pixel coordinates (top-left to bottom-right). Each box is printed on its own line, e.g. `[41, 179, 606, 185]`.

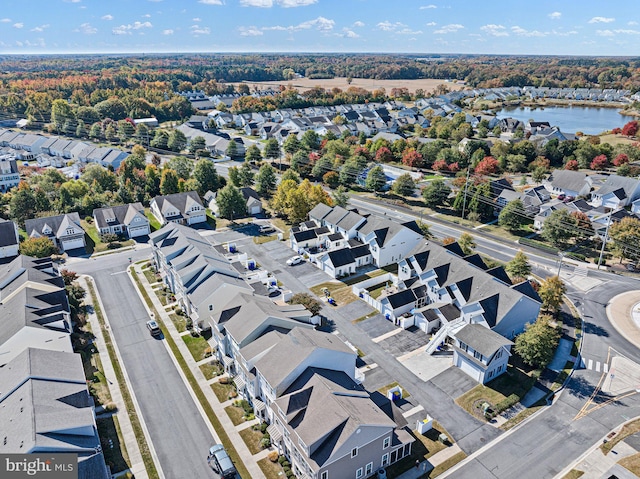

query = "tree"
[506, 251, 531, 280]
[590, 154, 609, 171]
[228, 166, 241, 187]
[609, 217, 640, 262]
[89, 122, 103, 140]
[290, 292, 322, 316]
[514, 314, 561, 368]
[538, 276, 566, 313]
[365, 166, 387, 192]
[541, 209, 577, 247]
[51, 99, 74, 132]
[75, 120, 87, 138]
[255, 163, 277, 198]
[160, 169, 180, 195]
[391, 173, 415, 196]
[468, 181, 493, 220]
[81, 163, 117, 192]
[9, 185, 37, 227]
[498, 199, 526, 231]
[458, 232, 476, 256]
[118, 120, 135, 143]
[282, 134, 301, 156]
[263, 138, 281, 160]
[614, 153, 630, 167]
[331, 185, 349, 208]
[417, 221, 432, 238]
[104, 124, 117, 143]
[192, 159, 220, 196]
[474, 156, 499, 176]
[375, 146, 394, 163]
[402, 149, 423, 168]
[166, 156, 194, 180]
[245, 144, 262, 163]
[622, 120, 638, 137]
[151, 130, 169, 150]
[19, 237, 57, 258]
[422, 179, 451, 208]
[167, 130, 187, 152]
[189, 136, 206, 155]
[323, 171, 340, 189]
[531, 166, 547, 184]
[300, 130, 320, 151]
[216, 184, 247, 220]
[281, 169, 300, 184]
[238, 161, 255, 187]
[225, 140, 239, 159]
[339, 160, 362, 187]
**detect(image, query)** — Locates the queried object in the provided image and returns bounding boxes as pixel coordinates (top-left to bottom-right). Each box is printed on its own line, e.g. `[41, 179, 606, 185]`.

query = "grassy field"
[270, 218, 291, 240]
[168, 312, 187, 333]
[619, 453, 640, 476]
[561, 470, 585, 479]
[599, 133, 637, 146]
[224, 404, 247, 426]
[199, 361, 222, 380]
[182, 332, 212, 362]
[239, 427, 266, 455]
[602, 418, 640, 454]
[211, 382, 236, 402]
[258, 457, 287, 479]
[253, 234, 277, 245]
[144, 210, 162, 231]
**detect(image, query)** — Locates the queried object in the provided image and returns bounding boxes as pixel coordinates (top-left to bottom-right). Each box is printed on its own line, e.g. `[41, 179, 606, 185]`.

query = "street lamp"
[556, 252, 565, 277]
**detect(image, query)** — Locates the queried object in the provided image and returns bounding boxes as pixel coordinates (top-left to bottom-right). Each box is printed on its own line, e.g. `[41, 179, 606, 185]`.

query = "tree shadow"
[316, 316, 336, 333]
[582, 322, 609, 337]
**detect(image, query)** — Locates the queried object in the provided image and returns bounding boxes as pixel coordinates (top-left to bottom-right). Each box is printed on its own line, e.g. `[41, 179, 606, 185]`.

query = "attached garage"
[454, 354, 482, 383]
[61, 236, 86, 252]
[187, 213, 206, 225]
[128, 225, 150, 238]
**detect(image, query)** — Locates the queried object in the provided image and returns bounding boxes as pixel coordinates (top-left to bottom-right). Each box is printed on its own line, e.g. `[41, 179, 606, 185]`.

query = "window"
[474, 350, 483, 361]
[383, 437, 390, 449]
[356, 468, 363, 479]
[488, 370, 494, 379]
[321, 472, 328, 479]
[366, 462, 373, 475]
[351, 447, 358, 458]
[381, 453, 389, 467]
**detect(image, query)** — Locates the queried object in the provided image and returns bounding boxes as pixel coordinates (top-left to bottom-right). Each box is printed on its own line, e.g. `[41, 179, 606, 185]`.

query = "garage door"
[188, 214, 206, 225]
[456, 356, 481, 383]
[61, 237, 85, 251]
[250, 205, 262, 215]
[129, 226, 150, 237]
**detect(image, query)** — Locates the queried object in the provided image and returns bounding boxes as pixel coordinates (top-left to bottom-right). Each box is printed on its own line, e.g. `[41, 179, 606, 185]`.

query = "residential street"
[71, 252, 216, 479]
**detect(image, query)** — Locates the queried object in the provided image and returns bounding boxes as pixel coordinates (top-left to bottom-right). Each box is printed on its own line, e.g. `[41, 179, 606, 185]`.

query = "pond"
[495, 105, 629, 135]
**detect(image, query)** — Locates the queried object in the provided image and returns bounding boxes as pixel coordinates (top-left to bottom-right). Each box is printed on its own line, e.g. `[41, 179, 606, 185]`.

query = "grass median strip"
[130, 270, 252, 479]
[86, 280, 159, 479]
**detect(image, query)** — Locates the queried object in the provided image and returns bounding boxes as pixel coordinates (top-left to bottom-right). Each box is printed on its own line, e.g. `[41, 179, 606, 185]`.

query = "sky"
[1, 0, 639, 56]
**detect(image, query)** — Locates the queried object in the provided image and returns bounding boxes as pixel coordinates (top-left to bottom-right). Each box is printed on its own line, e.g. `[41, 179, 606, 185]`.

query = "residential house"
[356, 216, 424, 267]
[0, 155, 20, 192]
[93, 203, 150, 239]
[520, 185, 551, 215]
[590, 175, 640, 209]
[0, 219, 20, 258]
[453, 324, 513, 384]
[149, 223, 251, 330]
[0, 348, 110, 479]
[544, 170, 592, 198]
[319, 248, 358, 278]
[25, 213, 86, 252]
[241, 187, 263, 216]
[150, 191, 206, 227]
[632, 198, 640, 215]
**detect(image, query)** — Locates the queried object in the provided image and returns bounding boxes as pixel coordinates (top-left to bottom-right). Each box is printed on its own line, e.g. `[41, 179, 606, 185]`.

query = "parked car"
[146, 320, 161, 336]
[208, 444, 237, 479]
[286, 255, 303, 266]
[258, 224, 275, 234]
[557, 194, 566, 200]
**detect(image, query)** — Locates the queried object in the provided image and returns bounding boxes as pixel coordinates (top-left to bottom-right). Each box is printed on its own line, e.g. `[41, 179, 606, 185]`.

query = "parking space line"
[588, 359, 593, 370]
[372, 328, 403, 343]
[402, 405, 424, 418]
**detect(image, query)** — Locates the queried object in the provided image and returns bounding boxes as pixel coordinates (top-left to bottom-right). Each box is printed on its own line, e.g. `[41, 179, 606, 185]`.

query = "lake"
[495, 105, 628, 135]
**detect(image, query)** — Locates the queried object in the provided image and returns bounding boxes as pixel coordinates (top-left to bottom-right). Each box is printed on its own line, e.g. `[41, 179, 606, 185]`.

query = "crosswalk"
[573, 266, 588, 277]
[581, 357, 609, 373]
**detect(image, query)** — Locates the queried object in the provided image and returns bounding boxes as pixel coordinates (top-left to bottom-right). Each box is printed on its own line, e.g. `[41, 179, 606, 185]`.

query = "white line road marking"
[372, 328, 403, 343]
[588, 359, 593, 370]
[596, 362, 601, 372]
[604, 363, 609, 373]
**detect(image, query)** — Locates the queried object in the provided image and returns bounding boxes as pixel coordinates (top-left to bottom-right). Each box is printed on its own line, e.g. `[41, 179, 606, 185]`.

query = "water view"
[495, 105, 629, 135]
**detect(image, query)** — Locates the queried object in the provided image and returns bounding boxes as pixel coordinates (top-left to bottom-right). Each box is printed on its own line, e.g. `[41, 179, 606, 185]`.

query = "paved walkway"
[607, 290, 640, 350]
[394, 444, 464, 479]
[130, 263, 267, 479]
[79, 276, 149, 479]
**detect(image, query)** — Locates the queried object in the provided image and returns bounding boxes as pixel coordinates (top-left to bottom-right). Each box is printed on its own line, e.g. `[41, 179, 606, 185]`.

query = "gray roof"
[547, 170, 589, 193]
[323, 206, 350, 225]
[335, 211, 365, 231]
[455, 324, 513, 358]
[0, 255, 64, 301]
[25, 212, 83, 240]
[308, 202, 333, 221]
[357, 215, 411, 248]
[596, 174, 640, 199]
[0, 219, 18, 249]
[93, 202, 146, 230]
[151, 191, 204, 217]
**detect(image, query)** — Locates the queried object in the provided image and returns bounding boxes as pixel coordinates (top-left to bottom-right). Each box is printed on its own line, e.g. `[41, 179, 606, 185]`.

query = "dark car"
[208, 445, 237, 479]
[146, 320, 161, 336]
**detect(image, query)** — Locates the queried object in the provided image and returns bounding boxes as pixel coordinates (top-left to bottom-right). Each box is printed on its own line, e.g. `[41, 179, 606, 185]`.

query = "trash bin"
[377, 468, 387, 479]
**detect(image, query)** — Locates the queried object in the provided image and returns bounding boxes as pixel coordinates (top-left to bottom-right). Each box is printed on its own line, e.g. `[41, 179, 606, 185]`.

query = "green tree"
[311, 155, 333, 179]
[416, 221, 432, 238]
[225, 140, 239, 159]
[300, 130, 320, 151]
[532, 166, 547, 184]
[506, 251, 532, 280]
[118, 120, 135, 143]
[541, 209, 577, 247]
[609, 217, 640, 262]
[89, 122, 102, 140]
[151, 130, 169, 150]
[514, 314, 561, 368]
[228, 166, 241, 187]
[281, 169, 301, 184]
[81, 164, 117, 192]
[365, 166, 387, 192]
[189, 136, 206, 155]
[51, 99, 74, 132]
[290, 292, 322, 316]
[167, 129, 187, 152]
[422, 179, 451, 208]
[75, 119, 87, 138]
[255, 163, 277, 198]
[283, 134, 301, 155]
[10, 187, 37, 227]
[160, 168, 180, 195]
[331, 185, 349, 208]
[538, 276, 566, 313]
[263, 138, 281, 160]
[216, 184, 247, 220]
[468, 181, 493, 220]
[145, 164, 161, 197]
[391, 173, 415, 196]
[458, 232, 476, 256]
[19, 237, 57, 258]
[238, 161, 255, 187]
[105, 124, 117, 143]
[245, 144, 262, 164]
[166, 156, 193, 180]
[498, 199, 527, 231]
[323, 171, 340, 189]
[192, 159, 220, 197]
[339, 159, 362, 187]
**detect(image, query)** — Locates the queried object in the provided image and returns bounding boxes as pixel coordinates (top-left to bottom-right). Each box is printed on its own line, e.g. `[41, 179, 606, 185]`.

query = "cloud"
[76, 23, 97, 34]
[13, 22, 23, 29]
[264, 16, 334, 32]
[596, 29, 614, 36]
[343, 29, 359, 38]
[481, 24, 508, 36]
[377, 21, 405, 32]
[426, 22, 436, 26]
[419, 4, 437, 8]
[240, 0, 317, 6]
[353, 21, 364, 28]
[193, 17, 202, 22]
[629, 21, 638, 26]
[511, 26, 546, 37]
[198, 0, 223, 4]
[101, 14, 113, 21]
[433, 23, 463, 34]
[548, 12, 561, 20]
[190, 24, 211, 35]
[239, 26, 263, 36]
[30, 24, 49, 32]
[112, 21, 153, 35]
[398, 28, 423, 35]
[589, 16, 614, 24]
[142, 14, 151, 18]
[162, 29, 174, 35]
[1, 18, 12, 23]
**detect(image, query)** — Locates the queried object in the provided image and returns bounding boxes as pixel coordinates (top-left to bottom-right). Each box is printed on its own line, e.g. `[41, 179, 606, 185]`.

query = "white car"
[286, 255, 303, 266]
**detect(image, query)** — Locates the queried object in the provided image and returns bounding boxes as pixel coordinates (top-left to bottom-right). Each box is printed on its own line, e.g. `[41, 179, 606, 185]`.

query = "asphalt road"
[71, 250, 216, 479]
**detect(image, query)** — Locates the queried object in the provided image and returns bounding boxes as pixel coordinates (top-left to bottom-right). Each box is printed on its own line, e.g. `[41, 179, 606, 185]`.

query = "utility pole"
[556, 252, 565, 276]
[597, 211, 613, 270]
[461, 167, 471, 220]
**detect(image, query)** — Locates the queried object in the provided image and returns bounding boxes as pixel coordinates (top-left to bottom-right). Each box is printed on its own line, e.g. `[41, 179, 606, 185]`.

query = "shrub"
[495, 394, 520, 413]
[85, 216, 93, 223]
[100, 233, 118, 243]
[278, 456, 286, 465]
[204, 347, 213, 357]
[260, 437, 271, 449]
[104, 402, 118, 412]
[218, 376, 229, 384]
[283, 467, 291, 475]
[268, 451, 279, 463]
[107, 242, 122, 250]
[282, 461, 291, 469]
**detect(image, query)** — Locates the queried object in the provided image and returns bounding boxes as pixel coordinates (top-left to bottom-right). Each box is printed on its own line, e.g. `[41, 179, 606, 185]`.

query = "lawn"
[199, 360, 223, 380]
[224, 404, 247, 426]
[619, 453, 640, 476]
[270, 218, 291, 240]
[456, 365, 537, 420]
[378, 382, 410, 399]
[429, 451, 467, 477]
[561, 470, 585, 479]
[97, 415, 130, 474]
[602, 418, 640, 454]
[81, 220, 135, 253]
[385, 422, 454, 478]
[310, 281, 358, 306]
[143, 268, 159, 285]
[599, 133, 637, 146]
[352, 311, 379, 324]
[211, 382, 237, 403]
[258, 457, 286, 479]
[366, 282, 390, 299]
[182, 330, 212, 362]
[169, 312, 187, 333]
[144, 210, 162, 232]
[239, 427, 266, 455]
[253, 234, 277, 245]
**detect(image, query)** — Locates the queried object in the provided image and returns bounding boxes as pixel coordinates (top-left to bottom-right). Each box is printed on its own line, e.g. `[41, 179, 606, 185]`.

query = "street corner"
[602, 355, 640, 396]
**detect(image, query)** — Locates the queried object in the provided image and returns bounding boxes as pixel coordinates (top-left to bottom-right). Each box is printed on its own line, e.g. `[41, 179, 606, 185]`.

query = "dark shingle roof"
[0, 220, 18, 248]
[386, 289, 417, 309]
[455, 324, 513, 358]
[326, 248, 355, 268]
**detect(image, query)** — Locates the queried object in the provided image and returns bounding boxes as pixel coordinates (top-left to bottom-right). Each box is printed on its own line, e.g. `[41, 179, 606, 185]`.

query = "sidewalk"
[79, 276, 149, 479]
[394, 444, 463, 479]
[130, 263, 267, 479]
